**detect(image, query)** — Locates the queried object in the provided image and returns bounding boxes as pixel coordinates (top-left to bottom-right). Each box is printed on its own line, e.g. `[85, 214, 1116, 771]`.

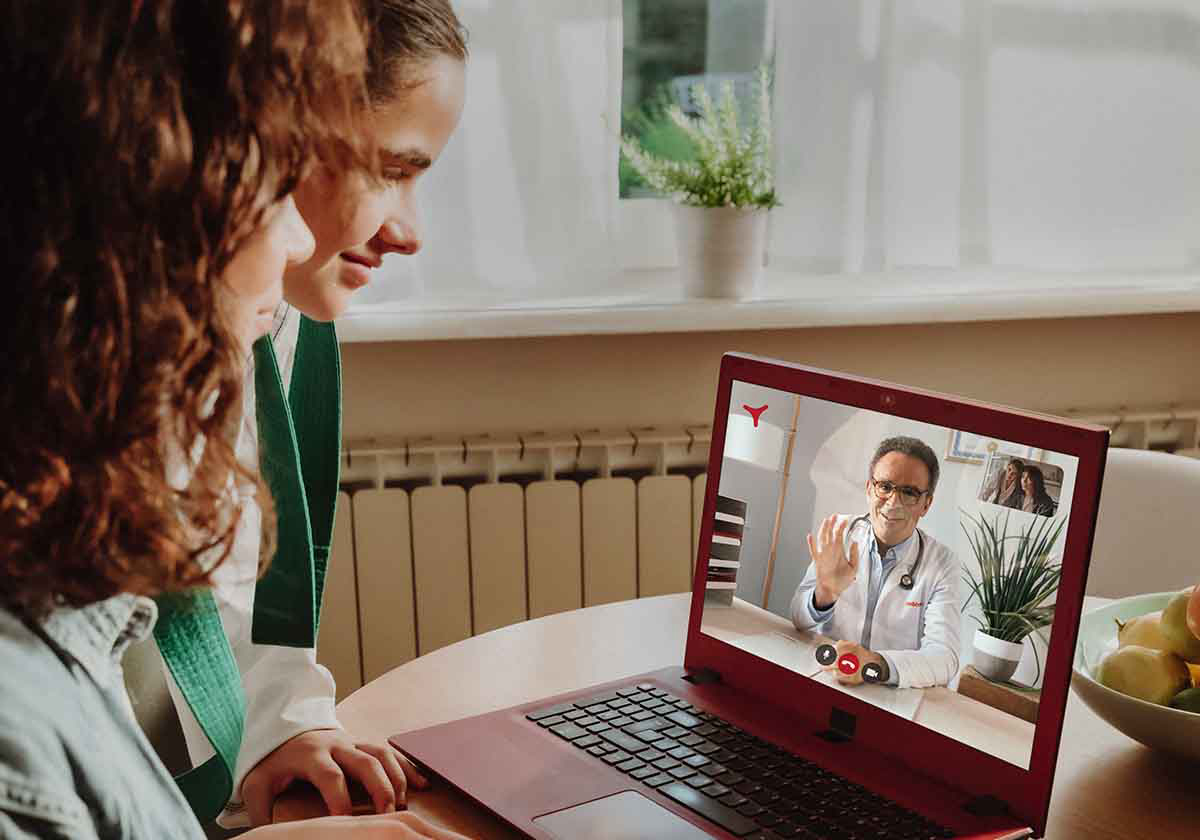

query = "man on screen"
[791, 436, 961, 689]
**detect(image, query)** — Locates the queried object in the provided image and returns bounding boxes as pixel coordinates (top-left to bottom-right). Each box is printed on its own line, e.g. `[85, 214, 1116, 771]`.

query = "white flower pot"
[673, 204, 768, 299]
[973, 628, 1025, 683]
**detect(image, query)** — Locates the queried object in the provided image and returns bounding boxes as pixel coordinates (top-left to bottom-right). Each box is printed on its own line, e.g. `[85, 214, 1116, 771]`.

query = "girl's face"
[221, 194, 315, 353]
[286, 55, 467, 321]
[1021, 472, 1033, 494]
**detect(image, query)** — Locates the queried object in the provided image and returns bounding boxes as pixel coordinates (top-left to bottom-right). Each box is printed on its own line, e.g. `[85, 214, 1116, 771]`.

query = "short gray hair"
[868, 436, 940, 494]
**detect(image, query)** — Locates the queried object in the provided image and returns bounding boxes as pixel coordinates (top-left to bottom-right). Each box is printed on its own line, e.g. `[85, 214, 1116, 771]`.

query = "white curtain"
[768, 0, 1200, 274]
[352, 0, 623, 306]
[351, 0, 1200, 310]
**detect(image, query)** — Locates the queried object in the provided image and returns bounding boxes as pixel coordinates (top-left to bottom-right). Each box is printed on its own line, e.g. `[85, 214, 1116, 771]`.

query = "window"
[620, 0, 775, 198]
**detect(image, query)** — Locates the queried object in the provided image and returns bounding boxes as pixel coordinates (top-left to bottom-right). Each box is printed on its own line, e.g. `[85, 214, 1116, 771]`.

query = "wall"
[340, 312, 1200, 442]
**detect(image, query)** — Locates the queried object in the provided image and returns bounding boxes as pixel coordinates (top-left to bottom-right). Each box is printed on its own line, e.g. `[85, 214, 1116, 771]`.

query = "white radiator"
[317, 426, 713, 699]
[316, 406, 1200, 699]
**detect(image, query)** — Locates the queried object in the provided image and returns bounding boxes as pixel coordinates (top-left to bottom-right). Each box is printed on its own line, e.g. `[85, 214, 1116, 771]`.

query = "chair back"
[1087, 448, 1200, 596]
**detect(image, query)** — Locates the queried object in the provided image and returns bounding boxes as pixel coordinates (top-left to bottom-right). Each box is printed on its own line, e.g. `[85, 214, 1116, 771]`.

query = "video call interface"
[698, 381, 1081, 769]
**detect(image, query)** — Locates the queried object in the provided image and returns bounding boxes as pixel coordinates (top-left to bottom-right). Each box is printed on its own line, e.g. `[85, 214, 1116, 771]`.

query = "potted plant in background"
[962, 511, 1066, 684]
[620, 66, 779, 299]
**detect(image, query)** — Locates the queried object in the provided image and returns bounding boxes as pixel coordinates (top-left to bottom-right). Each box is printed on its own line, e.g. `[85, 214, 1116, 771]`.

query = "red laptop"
[391, 353, 1108, 839]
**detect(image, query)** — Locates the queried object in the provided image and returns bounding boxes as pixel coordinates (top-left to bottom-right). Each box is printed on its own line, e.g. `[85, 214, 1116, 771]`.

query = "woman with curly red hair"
[0, 1, 466, 838]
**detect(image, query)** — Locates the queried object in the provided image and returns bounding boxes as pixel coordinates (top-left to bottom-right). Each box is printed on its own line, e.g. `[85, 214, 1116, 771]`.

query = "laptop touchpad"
[533, 790, 711, 839]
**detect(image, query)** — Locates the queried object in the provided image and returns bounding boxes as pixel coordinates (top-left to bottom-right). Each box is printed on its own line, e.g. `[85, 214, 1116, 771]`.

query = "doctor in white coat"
[790, 436, 961, 689]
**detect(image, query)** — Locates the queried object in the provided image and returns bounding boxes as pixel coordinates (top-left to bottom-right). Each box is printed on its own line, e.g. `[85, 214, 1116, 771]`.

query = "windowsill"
[334, 267, 1200, 343]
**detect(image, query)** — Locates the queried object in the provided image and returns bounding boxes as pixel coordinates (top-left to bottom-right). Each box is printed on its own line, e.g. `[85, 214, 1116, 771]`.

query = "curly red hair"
[0, 1, 371, 616]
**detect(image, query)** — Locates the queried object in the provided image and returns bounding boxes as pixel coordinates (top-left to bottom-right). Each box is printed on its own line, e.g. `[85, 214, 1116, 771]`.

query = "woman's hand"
[241, 729, 429, 826]
[245, 811, 472, 839]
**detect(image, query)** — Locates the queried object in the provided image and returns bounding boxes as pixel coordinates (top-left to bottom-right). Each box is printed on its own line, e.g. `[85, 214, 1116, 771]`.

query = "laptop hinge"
[682, 667, 722, 685]
[815, 707, 856, 743]
[963, 794, 1011, 818]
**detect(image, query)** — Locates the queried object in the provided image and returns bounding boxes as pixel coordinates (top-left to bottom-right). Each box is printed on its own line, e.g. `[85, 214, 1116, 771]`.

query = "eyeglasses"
[869, 478, 929, 507]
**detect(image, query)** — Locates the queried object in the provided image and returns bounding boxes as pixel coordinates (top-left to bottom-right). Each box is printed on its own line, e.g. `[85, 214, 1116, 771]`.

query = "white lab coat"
[790, 514, 962, 689]
[162, 307, 339, 826]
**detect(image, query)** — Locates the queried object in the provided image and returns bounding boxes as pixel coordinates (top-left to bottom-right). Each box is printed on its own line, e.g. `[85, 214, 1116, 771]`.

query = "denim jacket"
[0, 595, 206, 839]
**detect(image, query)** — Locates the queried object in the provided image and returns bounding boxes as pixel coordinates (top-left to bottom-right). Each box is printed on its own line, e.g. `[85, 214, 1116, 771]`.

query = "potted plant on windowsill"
[620, 66, 779, 299]
[962, 510, 1066, 684]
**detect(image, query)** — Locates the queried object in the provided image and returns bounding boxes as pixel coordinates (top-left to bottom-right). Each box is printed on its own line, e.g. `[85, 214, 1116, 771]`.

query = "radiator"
[316, 426, 713, 699]
[316, 406, 1200, 700]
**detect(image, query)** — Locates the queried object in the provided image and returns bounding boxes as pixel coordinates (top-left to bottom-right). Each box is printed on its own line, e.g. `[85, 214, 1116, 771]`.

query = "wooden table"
[280, 594, 1198, 838]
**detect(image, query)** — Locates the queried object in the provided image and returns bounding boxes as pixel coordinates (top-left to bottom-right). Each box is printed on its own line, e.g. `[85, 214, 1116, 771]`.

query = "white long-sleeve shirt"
[162, 305, 339, 827]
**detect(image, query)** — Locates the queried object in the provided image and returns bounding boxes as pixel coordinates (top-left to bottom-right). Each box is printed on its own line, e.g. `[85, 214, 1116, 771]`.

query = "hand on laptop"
[808, 514, 860, 608]
[823, 640, 885, 686]
[243, 728, 430, 826]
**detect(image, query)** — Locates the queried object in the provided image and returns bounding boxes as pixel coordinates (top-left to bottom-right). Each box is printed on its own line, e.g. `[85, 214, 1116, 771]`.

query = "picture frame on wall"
[945, 430, 1041, 465]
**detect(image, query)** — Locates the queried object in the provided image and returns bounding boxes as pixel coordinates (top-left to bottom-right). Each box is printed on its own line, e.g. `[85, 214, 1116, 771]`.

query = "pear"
[1115, 611, 1172, 653]
[1169, 686, 1200, 714]
[1160, 588, 1200, 664]
[1096, 645, 1190, 705]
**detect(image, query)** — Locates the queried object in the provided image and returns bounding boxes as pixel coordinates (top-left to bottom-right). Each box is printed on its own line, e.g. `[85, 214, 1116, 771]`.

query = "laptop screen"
[698, 380, 1083, 770]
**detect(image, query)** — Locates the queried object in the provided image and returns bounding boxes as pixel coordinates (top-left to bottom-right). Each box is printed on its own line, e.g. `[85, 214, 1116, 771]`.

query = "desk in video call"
[699, 597, 1036, 769]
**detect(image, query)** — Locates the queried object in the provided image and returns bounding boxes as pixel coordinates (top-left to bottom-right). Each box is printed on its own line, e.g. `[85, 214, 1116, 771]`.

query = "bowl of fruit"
[1071, 585, 1200, 761]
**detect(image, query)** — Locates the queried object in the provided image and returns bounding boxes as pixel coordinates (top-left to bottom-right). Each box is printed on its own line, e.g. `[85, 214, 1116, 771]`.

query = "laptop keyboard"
[525, 683, 956, 840]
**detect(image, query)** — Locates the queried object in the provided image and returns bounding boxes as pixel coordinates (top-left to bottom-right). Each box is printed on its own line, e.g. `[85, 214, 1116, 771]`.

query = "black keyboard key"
[630, 766, 658, 780]
[668, 765, 697, 779]
[652, 757, 680, 770]
[664, 726, 690, 739]
[535, 715, 566, 728]
[666, 711, 704, 729]
[702, 782, 731, 798]
[694, 742, 719, 756]
[695, 724, 720, 736]
[616, 757, 646, 773]
[683, 754, 710, 768]
[585, 745, 607, 758]
[527, 703, 574, 721]
[733, 780, 762, 797]
[648, 687, 671, 697]
[602, 750, 631, 765]
[630, 709, 656, 722]
[757, 812, 782, 828]
[679, 734, 705, 747]
[737, 801, 765, 818]
[572, 735, 600, 748]
[636, 730, 665, 744]
[608, 716, 634, 728]
[616, 686, 640, 696]
[600, 731, 650, 753]
[685, 774, 711, 789]
[716, 771, 745, 786]
[668, 746, 694, 760]
[639, 748, 665, 762]
[583, 721, 612, 734]
[562, 709, 587, 721]
[596, 710, 621, 721]
[643, 772, 675, 788]
[549, 722, 589, 740]
[719, 791, 748, 808]
[658, 782, 760, 837]
[580, 692, 623, 706]
[573, 715, 599, 728]
[698, 762, 727, 778]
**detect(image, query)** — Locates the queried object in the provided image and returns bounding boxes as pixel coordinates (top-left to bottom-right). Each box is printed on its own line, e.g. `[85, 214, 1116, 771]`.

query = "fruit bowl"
[1071, 592, 1200, 762]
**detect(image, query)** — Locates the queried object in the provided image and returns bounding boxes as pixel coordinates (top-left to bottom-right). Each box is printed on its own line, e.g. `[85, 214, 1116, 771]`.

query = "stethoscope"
[847, 514, 925, 590]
